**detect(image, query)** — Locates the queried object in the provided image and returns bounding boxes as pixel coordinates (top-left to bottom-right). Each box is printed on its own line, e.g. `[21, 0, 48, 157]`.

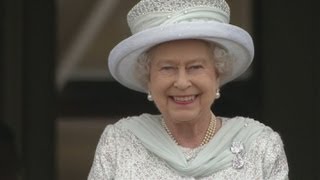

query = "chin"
[167, 111, 200, 122]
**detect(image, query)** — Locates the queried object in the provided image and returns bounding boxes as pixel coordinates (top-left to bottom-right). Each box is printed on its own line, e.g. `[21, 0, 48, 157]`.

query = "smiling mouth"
[171, 95, 197, 104]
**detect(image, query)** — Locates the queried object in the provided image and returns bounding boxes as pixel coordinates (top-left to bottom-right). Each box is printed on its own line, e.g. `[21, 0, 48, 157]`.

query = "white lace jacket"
[88, 116, 289, 179]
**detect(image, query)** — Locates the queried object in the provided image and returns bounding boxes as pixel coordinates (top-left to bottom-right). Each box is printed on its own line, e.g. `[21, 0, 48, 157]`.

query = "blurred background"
[1, 0, 319, 179]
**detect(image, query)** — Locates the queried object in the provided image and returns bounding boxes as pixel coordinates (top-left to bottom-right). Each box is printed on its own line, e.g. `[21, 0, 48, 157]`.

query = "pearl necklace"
[161, 114, 217, 146]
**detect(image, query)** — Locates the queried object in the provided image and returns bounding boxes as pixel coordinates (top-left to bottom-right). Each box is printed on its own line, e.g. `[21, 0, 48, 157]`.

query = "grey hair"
[134, 42, 234, 91]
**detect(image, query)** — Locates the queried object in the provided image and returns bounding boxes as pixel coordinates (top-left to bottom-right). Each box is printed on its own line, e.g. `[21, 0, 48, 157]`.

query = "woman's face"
[148, 39, 219, 123]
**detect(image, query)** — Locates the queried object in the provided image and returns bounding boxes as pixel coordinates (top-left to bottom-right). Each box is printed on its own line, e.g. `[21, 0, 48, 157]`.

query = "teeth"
[173, 96, 195, 102]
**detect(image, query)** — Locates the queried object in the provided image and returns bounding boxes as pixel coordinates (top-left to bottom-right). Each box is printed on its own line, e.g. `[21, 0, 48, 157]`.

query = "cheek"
[198, 78, 217, 99]
[149, 78, 170, 95]
[149, 70, 172, 87]
[147, 68, 157, 90]
[148, 75, 165, 99]
[148, 72, 158, 90]
[207, 69, 219, 88]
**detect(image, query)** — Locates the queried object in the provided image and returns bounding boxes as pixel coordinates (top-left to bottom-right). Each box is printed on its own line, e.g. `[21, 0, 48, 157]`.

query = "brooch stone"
[230, 141, 245, 169]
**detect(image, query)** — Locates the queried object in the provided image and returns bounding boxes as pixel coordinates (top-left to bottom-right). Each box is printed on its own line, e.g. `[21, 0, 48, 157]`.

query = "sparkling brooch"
[230, 141, 245, 169]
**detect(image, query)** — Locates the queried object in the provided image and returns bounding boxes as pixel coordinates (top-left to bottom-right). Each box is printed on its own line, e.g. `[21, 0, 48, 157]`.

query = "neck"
[162, 113, 219, 148]
[175, 124, 206, 148]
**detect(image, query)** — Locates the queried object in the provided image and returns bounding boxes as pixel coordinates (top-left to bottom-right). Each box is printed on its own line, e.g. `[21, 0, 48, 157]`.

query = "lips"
[172, 95, 196, 104]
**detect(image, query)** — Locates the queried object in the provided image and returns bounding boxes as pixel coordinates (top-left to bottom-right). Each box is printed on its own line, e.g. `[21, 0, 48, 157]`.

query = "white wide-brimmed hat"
[108, 0, 254, 93]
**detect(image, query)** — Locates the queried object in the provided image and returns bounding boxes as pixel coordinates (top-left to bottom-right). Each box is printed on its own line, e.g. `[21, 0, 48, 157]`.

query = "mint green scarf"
[122, 114, 266, 177]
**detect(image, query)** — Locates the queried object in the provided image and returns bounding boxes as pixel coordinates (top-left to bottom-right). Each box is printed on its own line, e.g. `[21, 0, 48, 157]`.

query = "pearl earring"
[215, 89, 221, 99]
[147, 92, 153, 101]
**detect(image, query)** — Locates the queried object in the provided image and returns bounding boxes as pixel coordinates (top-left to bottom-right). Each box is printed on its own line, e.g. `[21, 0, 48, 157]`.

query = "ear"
[215, 76, 221, 87]
[147, 79, 152, 93]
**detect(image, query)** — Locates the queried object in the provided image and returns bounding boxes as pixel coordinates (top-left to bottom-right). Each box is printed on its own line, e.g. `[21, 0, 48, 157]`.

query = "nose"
[173, 69, 192, 89]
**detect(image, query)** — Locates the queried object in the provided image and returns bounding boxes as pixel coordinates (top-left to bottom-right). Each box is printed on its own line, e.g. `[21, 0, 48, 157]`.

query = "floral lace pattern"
[88, 117, 289, 179]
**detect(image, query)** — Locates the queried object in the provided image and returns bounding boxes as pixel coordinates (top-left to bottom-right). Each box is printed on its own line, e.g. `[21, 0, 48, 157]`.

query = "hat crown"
[128, 0, 230, 34]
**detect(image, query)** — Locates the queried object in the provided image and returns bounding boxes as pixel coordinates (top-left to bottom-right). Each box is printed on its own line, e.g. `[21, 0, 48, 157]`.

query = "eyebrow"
[154, 58, 208, 66]
[187, 59, 207, 64]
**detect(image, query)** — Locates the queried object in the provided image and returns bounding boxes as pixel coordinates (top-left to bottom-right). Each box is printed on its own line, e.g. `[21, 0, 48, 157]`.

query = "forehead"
[148, 39, 214, 63]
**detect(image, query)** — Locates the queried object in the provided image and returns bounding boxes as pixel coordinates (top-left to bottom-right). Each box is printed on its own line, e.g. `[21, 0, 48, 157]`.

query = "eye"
[189, 65, 203, 70]
[160, 65, 175, 71]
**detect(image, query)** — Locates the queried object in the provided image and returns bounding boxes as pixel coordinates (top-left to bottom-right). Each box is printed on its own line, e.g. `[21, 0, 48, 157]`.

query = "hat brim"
[108, 21, 254, 93]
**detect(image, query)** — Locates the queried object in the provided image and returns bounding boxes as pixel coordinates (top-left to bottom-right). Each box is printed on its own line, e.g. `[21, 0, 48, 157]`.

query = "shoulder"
[115, 113, 160, 125]
[221, 116, 284, 151]
[99, 113, 160, 140]
[228, 116, 285, 156]
[222, 117, 288, 178]
[222, 116, 276, 134]
[237, 117, 283, 146]
[222, 116, 270, 129]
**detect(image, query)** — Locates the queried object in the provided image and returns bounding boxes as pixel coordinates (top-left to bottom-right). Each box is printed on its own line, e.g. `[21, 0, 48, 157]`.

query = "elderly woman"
[88, 0, 289, 179]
